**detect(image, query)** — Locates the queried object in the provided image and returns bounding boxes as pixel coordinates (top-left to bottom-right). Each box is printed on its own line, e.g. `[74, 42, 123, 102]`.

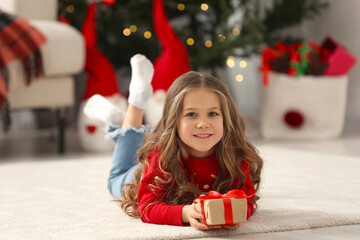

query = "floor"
[1, 117, 360, 239]
[190, 225, 360, 240]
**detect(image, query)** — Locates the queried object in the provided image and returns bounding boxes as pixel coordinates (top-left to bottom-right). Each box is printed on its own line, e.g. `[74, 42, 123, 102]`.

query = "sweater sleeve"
[239, 159, 255, 219]
[137, 152, 186, 226]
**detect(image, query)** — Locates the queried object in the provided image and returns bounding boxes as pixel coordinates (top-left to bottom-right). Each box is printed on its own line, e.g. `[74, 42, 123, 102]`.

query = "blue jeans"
[106, 125, 147, 199]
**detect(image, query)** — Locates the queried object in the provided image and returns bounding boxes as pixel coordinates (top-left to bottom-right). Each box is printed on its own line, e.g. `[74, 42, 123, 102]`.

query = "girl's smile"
[178, 88, 223, 158]
[193, 134, 212, 138]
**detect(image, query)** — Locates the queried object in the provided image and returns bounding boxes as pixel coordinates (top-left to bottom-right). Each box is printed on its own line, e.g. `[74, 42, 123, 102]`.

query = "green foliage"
[58, 0, 328, 70]
[262, 0, 329, 46]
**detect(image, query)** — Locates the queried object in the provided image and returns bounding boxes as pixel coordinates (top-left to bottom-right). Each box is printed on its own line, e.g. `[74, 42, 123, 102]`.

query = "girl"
[85, 54, 263, 231]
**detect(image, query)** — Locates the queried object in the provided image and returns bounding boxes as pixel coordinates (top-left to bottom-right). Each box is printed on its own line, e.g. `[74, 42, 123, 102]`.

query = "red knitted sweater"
[137, 151, 255, 226]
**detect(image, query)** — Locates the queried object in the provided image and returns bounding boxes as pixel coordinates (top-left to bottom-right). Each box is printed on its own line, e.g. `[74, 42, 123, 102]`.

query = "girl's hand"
[181, 204, 215, 231]
[222, 223, 242, 230]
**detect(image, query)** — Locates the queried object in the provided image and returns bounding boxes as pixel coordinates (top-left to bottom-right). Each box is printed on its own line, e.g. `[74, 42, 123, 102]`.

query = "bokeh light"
[144, 31, 152, 39]
[205, 40, 213, 48]
[187, 38, 195, 46]
[239, 60, 247, 68]
[177, 3, 185, 11]
[227, 56, 235, 68]
[218, 34, 225, 42]
[129, 25, 137, 32]
[66, 5, 75, 13]
[236, 74, 244, 82]
[123, 28, 131, 36]
[232, 28, 240, 36]
[201, 3, 209, 11]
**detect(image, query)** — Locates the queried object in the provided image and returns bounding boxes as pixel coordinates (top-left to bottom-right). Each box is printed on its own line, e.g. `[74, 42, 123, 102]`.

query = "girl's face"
[178, 88, 224, 158]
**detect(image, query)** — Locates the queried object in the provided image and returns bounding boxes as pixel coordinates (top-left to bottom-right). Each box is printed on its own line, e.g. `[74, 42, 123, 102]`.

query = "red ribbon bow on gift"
[193, 190, 254, 226]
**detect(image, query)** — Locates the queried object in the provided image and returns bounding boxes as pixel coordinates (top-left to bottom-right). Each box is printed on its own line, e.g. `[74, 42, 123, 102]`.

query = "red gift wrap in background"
[322, 37, 357, 75]
[261, 37, 357, 86]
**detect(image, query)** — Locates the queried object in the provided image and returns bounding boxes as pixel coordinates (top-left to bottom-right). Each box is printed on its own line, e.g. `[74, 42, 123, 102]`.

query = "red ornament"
[284, 110, 305, 128]
[101, 0, 116, 7]
[58, 15, 71, 25]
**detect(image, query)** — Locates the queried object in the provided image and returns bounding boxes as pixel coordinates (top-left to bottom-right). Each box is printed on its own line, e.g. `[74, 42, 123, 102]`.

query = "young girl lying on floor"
[85, 54, 263, 230]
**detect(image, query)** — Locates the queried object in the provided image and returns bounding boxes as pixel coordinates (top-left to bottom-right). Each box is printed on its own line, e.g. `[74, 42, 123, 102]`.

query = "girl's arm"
[138, 176, 214, 230]
[137, 152, 186, 226]
[240, 160, 255, 219]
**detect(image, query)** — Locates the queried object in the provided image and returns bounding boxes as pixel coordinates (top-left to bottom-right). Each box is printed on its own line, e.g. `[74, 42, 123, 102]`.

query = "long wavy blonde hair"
[121, 71, 263, 217]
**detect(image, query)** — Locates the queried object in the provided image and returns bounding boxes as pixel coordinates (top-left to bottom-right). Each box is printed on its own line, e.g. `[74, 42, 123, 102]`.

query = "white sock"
[128, 54, 154, 109]
[84, 94, 125, 127]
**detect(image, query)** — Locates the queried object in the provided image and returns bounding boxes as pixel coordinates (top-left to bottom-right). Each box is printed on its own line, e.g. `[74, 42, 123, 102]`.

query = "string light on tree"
[232, 28, 240, 36]
[239, 60, 247, 68]
[201, 3, 209, 11]
[186, 38, 195, 46]
[218, 34, 225, 42]
[236, 74, 244, 82]
[144, 31, 152, 39]
[66, 5, 75, 13]
[129, 25, 137, 32]
[123, 28, 131, 36]
[177, 3, 185, 11]
[205, 40, 212, 48]
[226, 56, 235, 68]
[58, 0, 327, 74]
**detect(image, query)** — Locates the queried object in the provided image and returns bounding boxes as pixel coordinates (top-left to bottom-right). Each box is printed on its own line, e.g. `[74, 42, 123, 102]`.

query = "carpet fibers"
[1, 146, 359, 239]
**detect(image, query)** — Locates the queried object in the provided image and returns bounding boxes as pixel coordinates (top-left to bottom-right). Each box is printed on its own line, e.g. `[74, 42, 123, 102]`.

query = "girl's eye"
[209, 112, 219, 117]
[186, 112, 197, 117]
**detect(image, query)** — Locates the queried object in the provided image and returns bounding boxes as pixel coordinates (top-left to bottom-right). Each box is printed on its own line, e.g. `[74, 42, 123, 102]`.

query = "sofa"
[0, 0, 85, 153]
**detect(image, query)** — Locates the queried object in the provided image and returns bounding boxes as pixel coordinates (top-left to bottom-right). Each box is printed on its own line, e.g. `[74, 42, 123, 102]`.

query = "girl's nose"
[196, 121, 210, 128]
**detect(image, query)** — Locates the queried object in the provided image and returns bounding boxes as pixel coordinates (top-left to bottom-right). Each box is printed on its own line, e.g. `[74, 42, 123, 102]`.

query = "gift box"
[261, 72, 348, 139]
[194, 198, 247, 226]
[322, 37, 357, 76]
[193, 190, 251, 226]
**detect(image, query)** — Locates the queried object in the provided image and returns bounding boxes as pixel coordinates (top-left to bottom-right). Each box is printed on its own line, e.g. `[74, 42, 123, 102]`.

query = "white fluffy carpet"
[1, 146, 359, 240]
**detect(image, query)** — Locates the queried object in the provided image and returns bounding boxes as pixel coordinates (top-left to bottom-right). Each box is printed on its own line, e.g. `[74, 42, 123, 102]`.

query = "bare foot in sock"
[128, 54, 154, 109]
[84, 94, 125, 127]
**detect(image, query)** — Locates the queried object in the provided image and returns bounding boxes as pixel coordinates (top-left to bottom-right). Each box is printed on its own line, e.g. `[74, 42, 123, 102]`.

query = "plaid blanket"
[0, 10, 46, 134]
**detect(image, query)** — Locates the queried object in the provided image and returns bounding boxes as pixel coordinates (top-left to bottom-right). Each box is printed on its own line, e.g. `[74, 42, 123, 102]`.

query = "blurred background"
[1, 0, 359, 159]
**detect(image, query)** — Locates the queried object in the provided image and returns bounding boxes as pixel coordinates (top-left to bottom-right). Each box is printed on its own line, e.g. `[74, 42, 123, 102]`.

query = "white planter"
[261, 72, 348, 139]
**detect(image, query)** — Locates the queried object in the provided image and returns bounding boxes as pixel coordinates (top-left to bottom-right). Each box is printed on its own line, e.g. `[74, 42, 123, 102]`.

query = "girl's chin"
[190, 149, 214, 158]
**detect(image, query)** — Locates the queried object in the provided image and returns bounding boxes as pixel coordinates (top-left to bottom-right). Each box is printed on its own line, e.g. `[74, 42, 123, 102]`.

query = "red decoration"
[260, 48, 276, 86]
[81, 1, 122, 100]
[152, 0, 191, 92]
[261, 42, 296, 86]
[288, 50, 301, 76]
[101, 0, 116, 7]
[261, 38, 356, 85]
[284, 110, 305, 128]
[86, 125, 97, 134]
[193, 190, 253, 226]
[58, 15, 71, 25]
[322, 37, 357, 76]
[289, 41, 323, 77]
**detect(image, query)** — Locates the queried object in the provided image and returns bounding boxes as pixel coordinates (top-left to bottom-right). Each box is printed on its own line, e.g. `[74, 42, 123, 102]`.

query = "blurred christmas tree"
[58, 0, 327, 71]
[262, 0, 328, 46]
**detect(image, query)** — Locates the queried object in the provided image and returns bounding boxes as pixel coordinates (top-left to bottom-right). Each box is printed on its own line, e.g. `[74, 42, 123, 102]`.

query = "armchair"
[0, 0, 85, 153]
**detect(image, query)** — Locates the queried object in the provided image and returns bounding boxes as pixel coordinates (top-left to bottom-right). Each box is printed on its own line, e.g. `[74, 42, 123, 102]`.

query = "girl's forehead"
[182, 88, 221, 109]
[185, 87, 215, 96]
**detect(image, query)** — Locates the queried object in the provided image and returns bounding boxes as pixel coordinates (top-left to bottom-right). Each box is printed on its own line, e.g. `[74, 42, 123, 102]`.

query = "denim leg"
[106, 125, 147, 199]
